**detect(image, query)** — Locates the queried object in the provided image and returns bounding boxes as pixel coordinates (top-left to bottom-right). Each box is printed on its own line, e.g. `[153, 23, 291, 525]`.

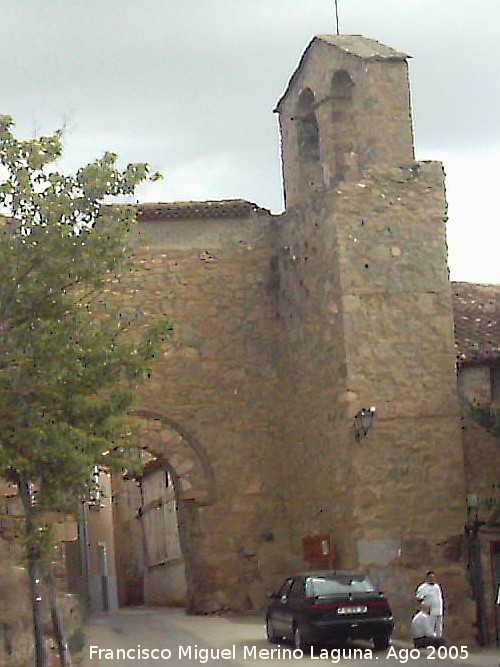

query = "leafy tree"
[0, 115, 171, 666]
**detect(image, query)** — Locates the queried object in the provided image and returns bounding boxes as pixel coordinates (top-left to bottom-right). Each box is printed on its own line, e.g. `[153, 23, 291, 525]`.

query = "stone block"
[357, 539, 401, 566]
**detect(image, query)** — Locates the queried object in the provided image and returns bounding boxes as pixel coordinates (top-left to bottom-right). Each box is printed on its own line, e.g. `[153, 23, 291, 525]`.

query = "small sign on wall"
[302, 534, 334, 569]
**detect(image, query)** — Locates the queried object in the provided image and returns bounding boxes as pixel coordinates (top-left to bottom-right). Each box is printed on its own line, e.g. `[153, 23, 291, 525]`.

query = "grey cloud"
[1, 1, 499, 275]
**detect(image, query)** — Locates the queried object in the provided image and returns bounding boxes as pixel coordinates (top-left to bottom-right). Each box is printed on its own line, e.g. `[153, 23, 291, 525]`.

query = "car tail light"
[311, 600, 339, 610]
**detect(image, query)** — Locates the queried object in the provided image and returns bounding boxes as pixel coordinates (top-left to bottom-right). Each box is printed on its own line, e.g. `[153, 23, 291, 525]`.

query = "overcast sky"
[1, 0, 499, 283]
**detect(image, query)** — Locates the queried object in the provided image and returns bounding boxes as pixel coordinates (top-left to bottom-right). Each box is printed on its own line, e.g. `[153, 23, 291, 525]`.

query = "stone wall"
[462, 416, 500, 505]
[86, 472, 119, 613]
[0, 557, 32, 667]
[459, 388, 500, 644]
[0, 552, 83, 667]
[273, 161, 471, 638]
[110, 208, 288, 612]
[107, 171, 473, 638]
[113, 477, 146, 607]
[275, 195, 351, 563]
[462, 413, 500, 644]
[106, 32, 474, 640]
[459, 366, 491, 405]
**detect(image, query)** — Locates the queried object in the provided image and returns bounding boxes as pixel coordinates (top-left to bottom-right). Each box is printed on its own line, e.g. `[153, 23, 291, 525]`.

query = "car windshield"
[306, 575, 376, 597]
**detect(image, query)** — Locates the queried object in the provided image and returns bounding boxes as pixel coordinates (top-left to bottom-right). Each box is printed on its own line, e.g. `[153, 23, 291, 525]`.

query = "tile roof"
[452, 281, 500, 363]
[274, 34, 409, 112]
[138, 199, 271, 221]
[315, 35, 409, 61]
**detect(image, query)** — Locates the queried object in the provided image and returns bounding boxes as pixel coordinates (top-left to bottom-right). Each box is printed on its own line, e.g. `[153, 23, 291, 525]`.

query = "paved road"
[81, 607, 490, 667]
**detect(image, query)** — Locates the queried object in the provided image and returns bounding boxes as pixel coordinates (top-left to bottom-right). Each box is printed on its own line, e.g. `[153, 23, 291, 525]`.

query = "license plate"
[337, 605, 368, 615]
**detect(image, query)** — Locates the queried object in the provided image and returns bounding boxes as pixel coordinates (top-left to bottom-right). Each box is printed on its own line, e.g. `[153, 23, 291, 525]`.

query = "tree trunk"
[45, 566, 73, 667]
[16, 471, 47, 667]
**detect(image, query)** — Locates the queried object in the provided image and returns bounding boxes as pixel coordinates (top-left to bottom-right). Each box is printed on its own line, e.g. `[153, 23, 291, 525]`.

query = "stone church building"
[103, 33, 481, 641]
[4, 33, 499, 652]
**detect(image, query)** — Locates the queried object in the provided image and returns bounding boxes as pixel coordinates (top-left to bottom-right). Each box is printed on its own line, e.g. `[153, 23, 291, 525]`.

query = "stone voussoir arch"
[130, 408, 217, 507]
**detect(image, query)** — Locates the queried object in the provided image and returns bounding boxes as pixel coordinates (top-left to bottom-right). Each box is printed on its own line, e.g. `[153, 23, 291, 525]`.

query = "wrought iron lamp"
[354, 407, 376, 441]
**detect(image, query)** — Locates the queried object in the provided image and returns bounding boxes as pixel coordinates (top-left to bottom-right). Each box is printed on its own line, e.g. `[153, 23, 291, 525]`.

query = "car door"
[286, 577, 307, 637]
[271, 578, 294, 636]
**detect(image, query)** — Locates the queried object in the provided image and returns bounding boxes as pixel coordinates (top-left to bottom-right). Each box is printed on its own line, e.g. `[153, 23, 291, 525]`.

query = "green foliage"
[67, 625, 86, 657]
[0, 115, 171, 513]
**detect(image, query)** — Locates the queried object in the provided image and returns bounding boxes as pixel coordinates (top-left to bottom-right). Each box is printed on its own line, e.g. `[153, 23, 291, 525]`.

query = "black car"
[265, 570, 394, 650]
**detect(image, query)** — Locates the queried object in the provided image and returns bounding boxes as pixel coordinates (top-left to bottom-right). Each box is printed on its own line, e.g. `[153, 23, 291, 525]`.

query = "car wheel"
[266, 617, 278, 643]
[293, 624, 309, 652]
[373, 635, 390, 651]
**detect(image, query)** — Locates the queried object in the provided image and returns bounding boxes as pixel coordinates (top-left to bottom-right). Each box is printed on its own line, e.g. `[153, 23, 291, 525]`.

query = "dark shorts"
[414, 637, 448, 649]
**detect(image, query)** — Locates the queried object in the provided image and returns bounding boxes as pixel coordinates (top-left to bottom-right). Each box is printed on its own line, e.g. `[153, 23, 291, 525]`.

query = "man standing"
[415, 570, 444, 637]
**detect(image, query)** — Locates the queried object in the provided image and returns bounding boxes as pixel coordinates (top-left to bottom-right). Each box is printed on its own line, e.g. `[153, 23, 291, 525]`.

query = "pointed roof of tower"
[274, 34, 410, 112]
[315, 35, 410, 60]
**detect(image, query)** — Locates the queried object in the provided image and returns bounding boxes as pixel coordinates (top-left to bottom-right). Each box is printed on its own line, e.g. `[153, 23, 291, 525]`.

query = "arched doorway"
[112, 410, 216, 612]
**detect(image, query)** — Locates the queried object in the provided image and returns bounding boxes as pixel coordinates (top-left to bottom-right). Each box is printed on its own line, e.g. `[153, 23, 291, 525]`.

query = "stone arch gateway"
[116, 410, 218, 612]
[131, 409, 217, 507]
[108, 35, 471, 638]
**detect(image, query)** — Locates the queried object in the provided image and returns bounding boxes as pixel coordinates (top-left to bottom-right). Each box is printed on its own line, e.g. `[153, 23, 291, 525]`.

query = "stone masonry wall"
[111, 176, 474, 636]
[111, 210, 289, 611]
[458, 360, 500, 643]
[273, 161, 472, 639]
[275, 196, 352, 566]
[112, 478, 146, 607]
[337, 163, 470, 637]
[460, 397, 500, 644]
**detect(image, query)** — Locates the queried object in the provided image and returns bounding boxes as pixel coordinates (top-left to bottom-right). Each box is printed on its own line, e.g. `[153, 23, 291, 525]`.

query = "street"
[81, 608, 478, 667]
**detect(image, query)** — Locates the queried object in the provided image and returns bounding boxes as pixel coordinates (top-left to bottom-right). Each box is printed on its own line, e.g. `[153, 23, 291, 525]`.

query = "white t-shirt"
[415, 582, 443, 615]
[411, 611, 436, 639]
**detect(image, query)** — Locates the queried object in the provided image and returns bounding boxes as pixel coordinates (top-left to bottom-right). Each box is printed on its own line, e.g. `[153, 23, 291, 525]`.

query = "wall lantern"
[466, 494, 480, 522]
[466, 493, 479, 512]
[354, 407, 376, 441]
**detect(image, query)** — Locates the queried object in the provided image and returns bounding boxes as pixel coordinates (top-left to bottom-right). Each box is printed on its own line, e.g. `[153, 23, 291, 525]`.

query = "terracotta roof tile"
[452, 281, 500, 364]
[138, 199, 271, 221]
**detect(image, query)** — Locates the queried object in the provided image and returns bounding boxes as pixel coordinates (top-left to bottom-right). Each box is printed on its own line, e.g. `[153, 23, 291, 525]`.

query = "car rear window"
[306, 575, 376, 597]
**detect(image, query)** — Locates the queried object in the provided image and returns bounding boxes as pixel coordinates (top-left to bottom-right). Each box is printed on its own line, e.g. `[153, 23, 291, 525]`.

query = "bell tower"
[275, 35, 415, 208]
[274, 35, 471, 640]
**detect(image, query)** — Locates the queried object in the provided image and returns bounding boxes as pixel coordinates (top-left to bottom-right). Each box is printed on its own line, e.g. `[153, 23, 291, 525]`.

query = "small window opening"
[296, 88, 320, 162]
[331, 70, 354, 121]
[331, 70, 355, 182]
